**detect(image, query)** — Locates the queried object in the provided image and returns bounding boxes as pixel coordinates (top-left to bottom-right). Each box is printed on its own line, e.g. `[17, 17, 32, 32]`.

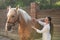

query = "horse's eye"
[12, 16, 15, 18]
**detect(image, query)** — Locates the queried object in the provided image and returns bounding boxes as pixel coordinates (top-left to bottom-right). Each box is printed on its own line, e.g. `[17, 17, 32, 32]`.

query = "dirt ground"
[0, 36, 11, 40]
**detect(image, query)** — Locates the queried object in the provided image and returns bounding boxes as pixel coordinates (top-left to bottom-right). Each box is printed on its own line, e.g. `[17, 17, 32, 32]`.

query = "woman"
[32, 17, 53, 40]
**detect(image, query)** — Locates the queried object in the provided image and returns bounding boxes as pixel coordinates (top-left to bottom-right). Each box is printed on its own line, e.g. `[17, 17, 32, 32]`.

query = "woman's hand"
[32, 18, 36, 22]
[32, 26, 37, 30]
[32, 18, 36, 21]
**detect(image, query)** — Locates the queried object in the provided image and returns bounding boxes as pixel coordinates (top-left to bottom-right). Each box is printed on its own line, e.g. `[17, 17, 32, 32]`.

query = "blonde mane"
[18, 9, 32, 22]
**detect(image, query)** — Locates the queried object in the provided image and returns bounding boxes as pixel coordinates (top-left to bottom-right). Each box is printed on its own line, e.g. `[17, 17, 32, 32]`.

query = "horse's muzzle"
[5, 22, 15, 31]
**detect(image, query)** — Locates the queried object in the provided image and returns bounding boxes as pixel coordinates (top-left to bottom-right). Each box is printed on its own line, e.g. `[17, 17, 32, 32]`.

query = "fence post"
[30, 2, 38, 18]
[30, 2, 40, 28]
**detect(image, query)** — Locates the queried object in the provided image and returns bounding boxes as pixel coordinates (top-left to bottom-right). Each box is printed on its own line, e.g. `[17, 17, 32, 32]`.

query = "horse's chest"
[18, 25, 31, 37]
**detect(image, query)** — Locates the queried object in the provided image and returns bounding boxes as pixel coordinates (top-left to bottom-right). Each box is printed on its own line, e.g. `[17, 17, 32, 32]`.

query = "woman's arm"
[32, 26, 48, 33]
[37, 26, 48, 33]
[32, 27, 41, 33]
[32, 18, 45, 25]
[36, 18, 45, 26]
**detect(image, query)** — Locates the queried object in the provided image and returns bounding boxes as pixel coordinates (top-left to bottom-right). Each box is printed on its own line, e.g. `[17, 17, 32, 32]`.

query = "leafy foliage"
[0, 0, 60, 9]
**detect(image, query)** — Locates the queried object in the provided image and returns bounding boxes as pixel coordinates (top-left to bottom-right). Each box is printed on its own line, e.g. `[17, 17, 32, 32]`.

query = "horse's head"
[5, 6, 19, 31]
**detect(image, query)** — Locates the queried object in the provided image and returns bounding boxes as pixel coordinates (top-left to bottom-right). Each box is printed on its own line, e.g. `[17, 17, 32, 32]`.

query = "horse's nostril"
[7, 21, 10, 23]
[7, 26, 12, 31]
[7, 21, 13, 24]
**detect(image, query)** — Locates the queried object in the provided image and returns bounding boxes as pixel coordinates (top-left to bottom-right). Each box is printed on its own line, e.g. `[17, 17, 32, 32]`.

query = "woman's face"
[44, 17, 49, 23]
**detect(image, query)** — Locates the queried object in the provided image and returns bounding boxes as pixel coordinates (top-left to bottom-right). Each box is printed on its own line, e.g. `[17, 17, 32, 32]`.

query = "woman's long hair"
[47, 17, 54, 37]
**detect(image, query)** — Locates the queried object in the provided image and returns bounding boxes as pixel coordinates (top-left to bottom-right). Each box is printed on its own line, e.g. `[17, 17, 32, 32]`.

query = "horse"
[5, 6, 35, 40]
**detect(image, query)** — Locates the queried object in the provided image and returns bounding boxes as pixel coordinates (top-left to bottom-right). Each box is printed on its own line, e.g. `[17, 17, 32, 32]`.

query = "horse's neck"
[19, 9, 32, 23]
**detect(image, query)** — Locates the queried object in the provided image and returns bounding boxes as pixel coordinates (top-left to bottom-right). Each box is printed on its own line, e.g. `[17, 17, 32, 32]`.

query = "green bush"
[0, 0, 60, 9]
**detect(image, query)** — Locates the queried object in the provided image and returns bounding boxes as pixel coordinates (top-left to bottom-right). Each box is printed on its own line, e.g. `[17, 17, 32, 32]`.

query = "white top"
[35, 19, 51, 40]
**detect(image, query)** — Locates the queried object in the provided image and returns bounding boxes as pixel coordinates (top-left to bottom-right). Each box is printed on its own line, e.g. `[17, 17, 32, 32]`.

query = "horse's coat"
[5, 6, 34, 40]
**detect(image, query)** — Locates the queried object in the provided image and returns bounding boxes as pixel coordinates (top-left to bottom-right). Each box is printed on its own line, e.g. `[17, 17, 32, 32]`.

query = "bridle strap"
[7, 10, 20, 26]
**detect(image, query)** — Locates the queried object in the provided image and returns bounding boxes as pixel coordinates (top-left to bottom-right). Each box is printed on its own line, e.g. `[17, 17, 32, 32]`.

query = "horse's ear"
[7, 6, 11, 11]
[16, 5, 19, 11]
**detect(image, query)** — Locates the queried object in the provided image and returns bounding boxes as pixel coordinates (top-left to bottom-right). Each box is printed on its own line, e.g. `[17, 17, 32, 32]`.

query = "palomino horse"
[5, 6, 34, 40]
